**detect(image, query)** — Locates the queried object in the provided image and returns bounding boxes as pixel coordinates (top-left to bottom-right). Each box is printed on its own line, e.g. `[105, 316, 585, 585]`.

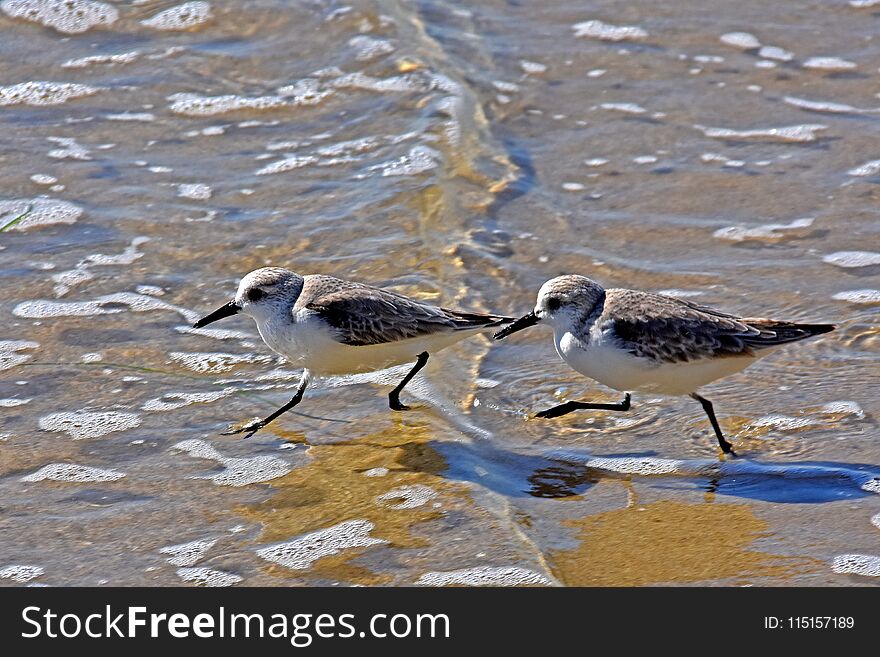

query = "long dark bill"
[193, 300, 240, 328]
[493, 311, 540, 340]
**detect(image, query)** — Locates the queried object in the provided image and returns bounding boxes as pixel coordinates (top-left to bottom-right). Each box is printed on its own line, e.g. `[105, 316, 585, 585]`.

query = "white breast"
[554, 327, 758, 396]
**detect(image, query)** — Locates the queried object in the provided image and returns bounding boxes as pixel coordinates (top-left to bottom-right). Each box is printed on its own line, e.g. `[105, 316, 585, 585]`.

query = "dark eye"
[246, 288, 265, 302]
[546, 297, 561, 311]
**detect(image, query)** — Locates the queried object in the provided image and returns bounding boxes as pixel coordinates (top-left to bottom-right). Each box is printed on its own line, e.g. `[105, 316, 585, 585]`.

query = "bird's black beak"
[193, 300, 240, 328]
[493, 311, 540, 340]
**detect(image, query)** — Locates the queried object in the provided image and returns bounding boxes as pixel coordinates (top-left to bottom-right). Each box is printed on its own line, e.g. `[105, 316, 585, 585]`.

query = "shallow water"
[1, 0, 879, 587]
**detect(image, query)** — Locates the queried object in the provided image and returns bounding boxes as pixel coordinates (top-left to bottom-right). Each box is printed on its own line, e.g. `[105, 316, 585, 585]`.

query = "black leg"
[535, 393, 631, 419]
[222, 374, 310, 439]
[389, 352, 429, 411]
[690, 393, 735, 455]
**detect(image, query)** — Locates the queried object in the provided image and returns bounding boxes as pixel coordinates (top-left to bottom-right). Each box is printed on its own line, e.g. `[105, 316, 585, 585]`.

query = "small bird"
[494, 275, 835, 454]
[193, 267, 512, 438]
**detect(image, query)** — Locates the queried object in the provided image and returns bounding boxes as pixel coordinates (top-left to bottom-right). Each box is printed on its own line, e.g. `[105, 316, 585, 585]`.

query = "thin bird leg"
[222, 370, 311, 439]
[535, 393, 631, 419]
[389, 352, 429, 411]
[690, 393, 735, 455]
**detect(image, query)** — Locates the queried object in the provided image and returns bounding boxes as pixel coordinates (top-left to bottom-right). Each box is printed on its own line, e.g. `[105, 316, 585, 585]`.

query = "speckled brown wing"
[603, 289, 832, 363]
[302, 276, 510, 346]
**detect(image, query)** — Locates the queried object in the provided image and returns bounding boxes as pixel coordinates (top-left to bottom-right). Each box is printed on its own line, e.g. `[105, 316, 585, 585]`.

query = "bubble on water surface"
[416, 566, 551, 586]
[47, 136, 91, 160]
[29, 174, 56, 184]
[0, 81, 99, 106]
[169, 352, 271, 374]
[62, 51, 140, 69]
[520, 60, 546, 74]
[172, 439, 291, 487]
[1, 0, 117, 34]
[22, 463, 125, 482]
[39, 410, 141, 440]
[832, 289, 880, 304]
[0, 398, 31, 407]
[585, 456, 683, 475]
[140, 1, 211, 31]
[847, 160, 880, 177]
[757, 46, 793, 62]
[0, 340, 39, 371]
[695, 123, 827, 142]
[376, 484, 437, 510]
[713, 217, 814, 243]
[802, 56, 856, 70]
[0, 198, 82, 231]
[0, 565, 44, 583]
[599, 102, 646, 114]
[720, 32, 761, 49]
[348, 35, 394, 61]
[831, 554, 880, 577]
[142, 388, 235, 412]
[176, 567, 241, 587]
[160, 539, 216, 566]
[256, 519, 387, 570]
[176, 183, 212, 200]
[822, 251, 880, 268]
[572, 20, 647, 41]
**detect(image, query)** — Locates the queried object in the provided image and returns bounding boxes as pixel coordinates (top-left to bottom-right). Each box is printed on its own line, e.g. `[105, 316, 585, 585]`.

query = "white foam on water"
[14, 291, 198, 323]
[22, 463, 125, 482]
[348, 35, 394, 61]
[585, 456, 683, 475]
[416, 566, 551, 587]
[850, 0, 880, 5]
[831, 554, 880, 577]
[256, 155, 318, 176]
[695, 123, 827, 142]
[176, 567, 242, 587]
[861, 479, 880, 494]
[599, 102, 646, 114]
[822, 251, 880, 268]
[135, 285, 164, 296]
[62, 51, 140, 69]
[176, 183, 212, 200]
[159, 539, 217, 566]
[783, 96, 869, 114]
[52, 236, 150, 296]
[758, 45, 793, 61]
[847, 160, 880, 176]
[363, 467, 389, 477]
[658, 289, 704, 298]
[0, 198, 82, 231]
[330, 71, 429, 93]
[106, 112, 155, 122]
[169, 351, 271, 374]
[39, 410, 141, 439]
[872, 513, 880, 530]
[750, 414, 817, 431]
[818, 401, 865, 419]
[833, 289, 880, 304]
[172, 439, 291, 487]
[140, 1, 211, 30]
[29, 174, 56, 184]
[713, 217, 814, 242]
[562, 182, 584, 191]
[142, 388, 235, 412]
[1, 0, 117, 34]
[0, 81, 99, 106]
[375, 484, 437, 510]
[0, 340, 39, 371]
[0, 398, 31, 407]
[584, 158, 608, 167]
[256, 519, 387, 570]
[0, 565, 44, 583]
[169, 80, 330, 116]
[720, 32, 761, 49]
[47, 136, 91, 160]
[175, 325, 252, 340]
[520, 60, 547, 74]
[572, 20, 647, 41]
[802, 57, 856, 70]
[369, 145, 439, 177]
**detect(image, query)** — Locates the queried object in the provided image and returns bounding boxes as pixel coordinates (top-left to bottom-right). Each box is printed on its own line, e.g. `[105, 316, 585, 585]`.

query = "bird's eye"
[546, 297, 561, 311]
[246, 288, 265, 302]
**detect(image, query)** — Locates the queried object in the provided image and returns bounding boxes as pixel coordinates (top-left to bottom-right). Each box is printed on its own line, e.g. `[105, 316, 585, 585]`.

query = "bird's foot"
[221, 418, 265, 439]
[389, 400, 411, 411]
